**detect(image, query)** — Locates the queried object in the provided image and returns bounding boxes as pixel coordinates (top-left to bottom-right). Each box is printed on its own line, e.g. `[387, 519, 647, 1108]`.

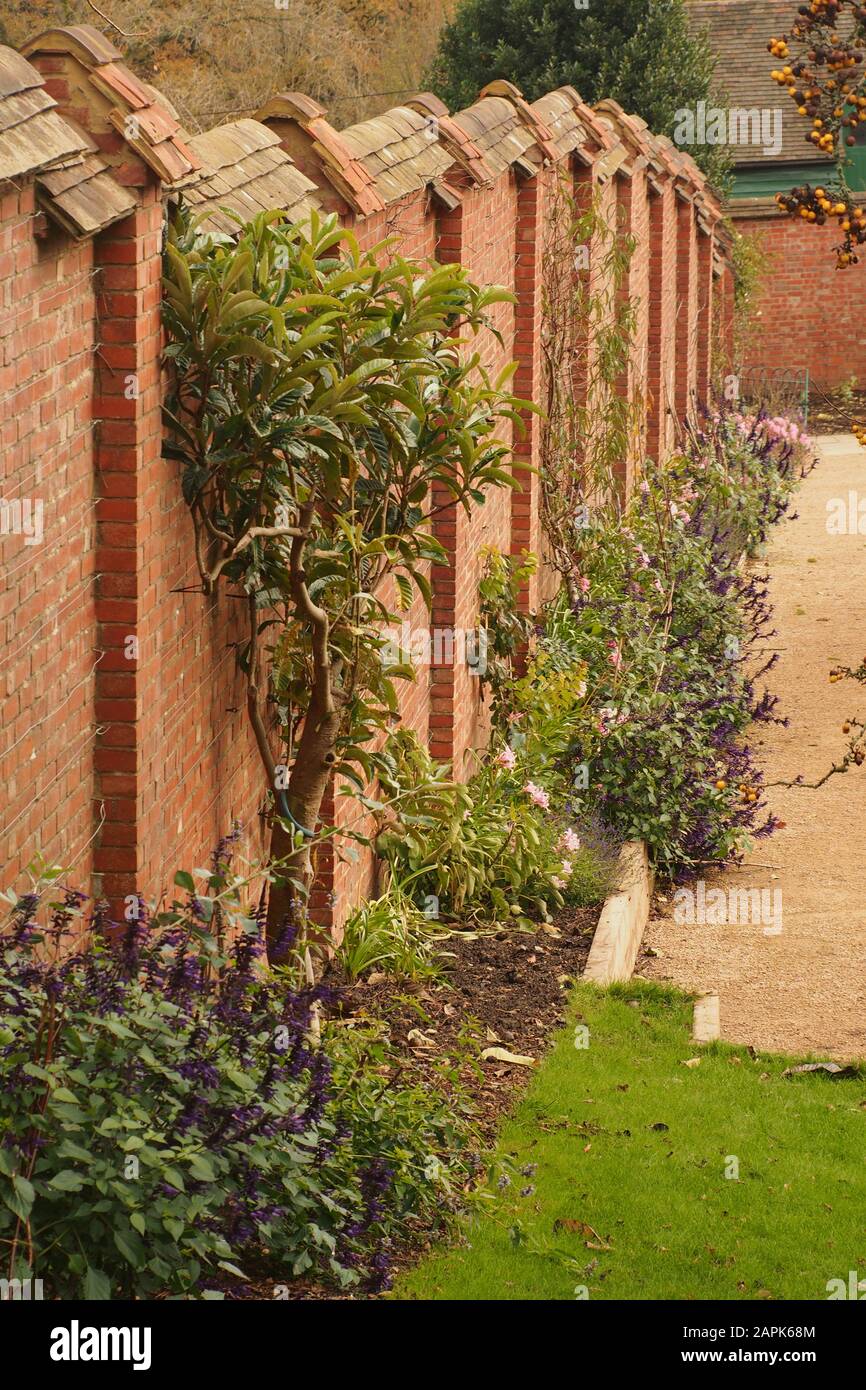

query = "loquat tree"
[162, 207, 524, 959]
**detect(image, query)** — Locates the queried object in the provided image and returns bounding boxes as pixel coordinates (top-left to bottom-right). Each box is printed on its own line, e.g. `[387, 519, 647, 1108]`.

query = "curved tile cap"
[21, 23, 200, 187]
[0, 43, 136, 235]
[336, 103, 453, 204]
[478, 79, 560, 165]
[451, 92, 538, 176]
[256, 92, 385, 215]
[404, 94, 494, 187]
[531, 87, 592, 160]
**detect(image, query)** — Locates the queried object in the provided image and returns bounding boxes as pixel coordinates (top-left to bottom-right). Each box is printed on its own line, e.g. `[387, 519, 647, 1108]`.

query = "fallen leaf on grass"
[681, 1057, 702, 1068]
[480, 1046, 536, 1067]
[553, 1218, 612, 1251]
[783, 1062, 860, 1079]
[407, 1028, 436, 1048]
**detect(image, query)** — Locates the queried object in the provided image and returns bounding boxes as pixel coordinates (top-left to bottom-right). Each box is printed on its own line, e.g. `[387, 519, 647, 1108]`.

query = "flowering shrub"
[367, 730, 611, 928]
[677, 409, 816, 559]
[520, 406, 817, 877]
[0, 849, 479, 1299]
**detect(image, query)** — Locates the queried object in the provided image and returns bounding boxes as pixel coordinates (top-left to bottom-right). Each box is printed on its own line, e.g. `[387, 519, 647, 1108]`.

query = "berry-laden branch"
[766, 658, 866, 788]
[769, 2, 866, 266]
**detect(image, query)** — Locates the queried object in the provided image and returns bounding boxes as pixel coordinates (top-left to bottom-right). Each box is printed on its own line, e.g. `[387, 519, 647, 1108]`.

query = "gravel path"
[639, 434, 866, 1059]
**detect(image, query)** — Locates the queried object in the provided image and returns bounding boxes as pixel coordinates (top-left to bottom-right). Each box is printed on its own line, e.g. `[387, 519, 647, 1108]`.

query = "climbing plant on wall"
[537, 180, 639, 604]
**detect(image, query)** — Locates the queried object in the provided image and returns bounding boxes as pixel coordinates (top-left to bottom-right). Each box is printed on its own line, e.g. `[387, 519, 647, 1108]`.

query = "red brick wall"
[1, 58, 727, 926]
[732, 209, 866, 389]
[1, 185, 99, 886]
[674, 193, 699, 424]
[646, 181, 679, 461]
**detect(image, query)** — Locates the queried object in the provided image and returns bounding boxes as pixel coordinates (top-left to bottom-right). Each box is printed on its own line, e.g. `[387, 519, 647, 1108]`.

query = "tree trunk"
[265, 695, 341, 962]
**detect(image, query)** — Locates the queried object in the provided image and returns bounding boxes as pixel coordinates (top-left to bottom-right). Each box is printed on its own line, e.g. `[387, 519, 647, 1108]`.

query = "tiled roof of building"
[686, 0, 838, 165]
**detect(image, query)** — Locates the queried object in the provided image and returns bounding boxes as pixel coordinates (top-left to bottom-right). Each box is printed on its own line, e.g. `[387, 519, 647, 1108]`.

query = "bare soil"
[326, 904, 600, 1143]
[809, 386, 866, 435]
[218, 903, 601, 1298]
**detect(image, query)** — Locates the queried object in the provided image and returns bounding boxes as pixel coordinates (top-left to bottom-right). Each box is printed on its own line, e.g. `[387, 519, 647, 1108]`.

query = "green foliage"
[428, 0, 731, 188]
[337, 885, 447, 980]
[360, 729, 611, 927]
[162, 207, 530, 940]
[539, 184, 639, 593]
[477, 546, 538, 723]
[396, 981, 866, 1301]
[0, 860, 480, 1298]
[529, 408, 815, 876]
[728, 224, 771, 368]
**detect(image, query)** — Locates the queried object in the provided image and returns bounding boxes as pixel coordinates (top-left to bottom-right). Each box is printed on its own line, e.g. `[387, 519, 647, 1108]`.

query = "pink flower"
[560, 859, 573, 877]
[607, 638, 622, 670]
[524, 781, 550, 810]
[497, 745, 517, 770]
[561, 828, 581, 853]
[551, 876, 566, 891]
[579, 576, 590, 594]
[597, 706, 625, 737]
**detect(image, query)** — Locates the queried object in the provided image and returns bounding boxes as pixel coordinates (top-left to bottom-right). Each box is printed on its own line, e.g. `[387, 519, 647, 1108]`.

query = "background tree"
[0, 0, 449, 130]
[427, 0, 731, 190]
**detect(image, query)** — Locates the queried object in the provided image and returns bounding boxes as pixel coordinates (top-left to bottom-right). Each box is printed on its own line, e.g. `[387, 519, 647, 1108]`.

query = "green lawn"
[395, 981, 866, 1301]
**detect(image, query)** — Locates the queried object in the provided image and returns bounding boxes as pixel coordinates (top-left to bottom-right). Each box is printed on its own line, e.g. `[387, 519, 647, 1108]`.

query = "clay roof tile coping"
[477, 78, 560, 163]
[89, 61, 153, 112]
[409, 92, 448, 120]
[21, 24, 122, 69]
[403, 99, 494, 186]
[256, 91, 329, 126]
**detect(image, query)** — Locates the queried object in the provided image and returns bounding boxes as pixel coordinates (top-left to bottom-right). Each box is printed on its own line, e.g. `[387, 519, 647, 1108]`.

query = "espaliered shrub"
[0, 847, 479, 1299]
